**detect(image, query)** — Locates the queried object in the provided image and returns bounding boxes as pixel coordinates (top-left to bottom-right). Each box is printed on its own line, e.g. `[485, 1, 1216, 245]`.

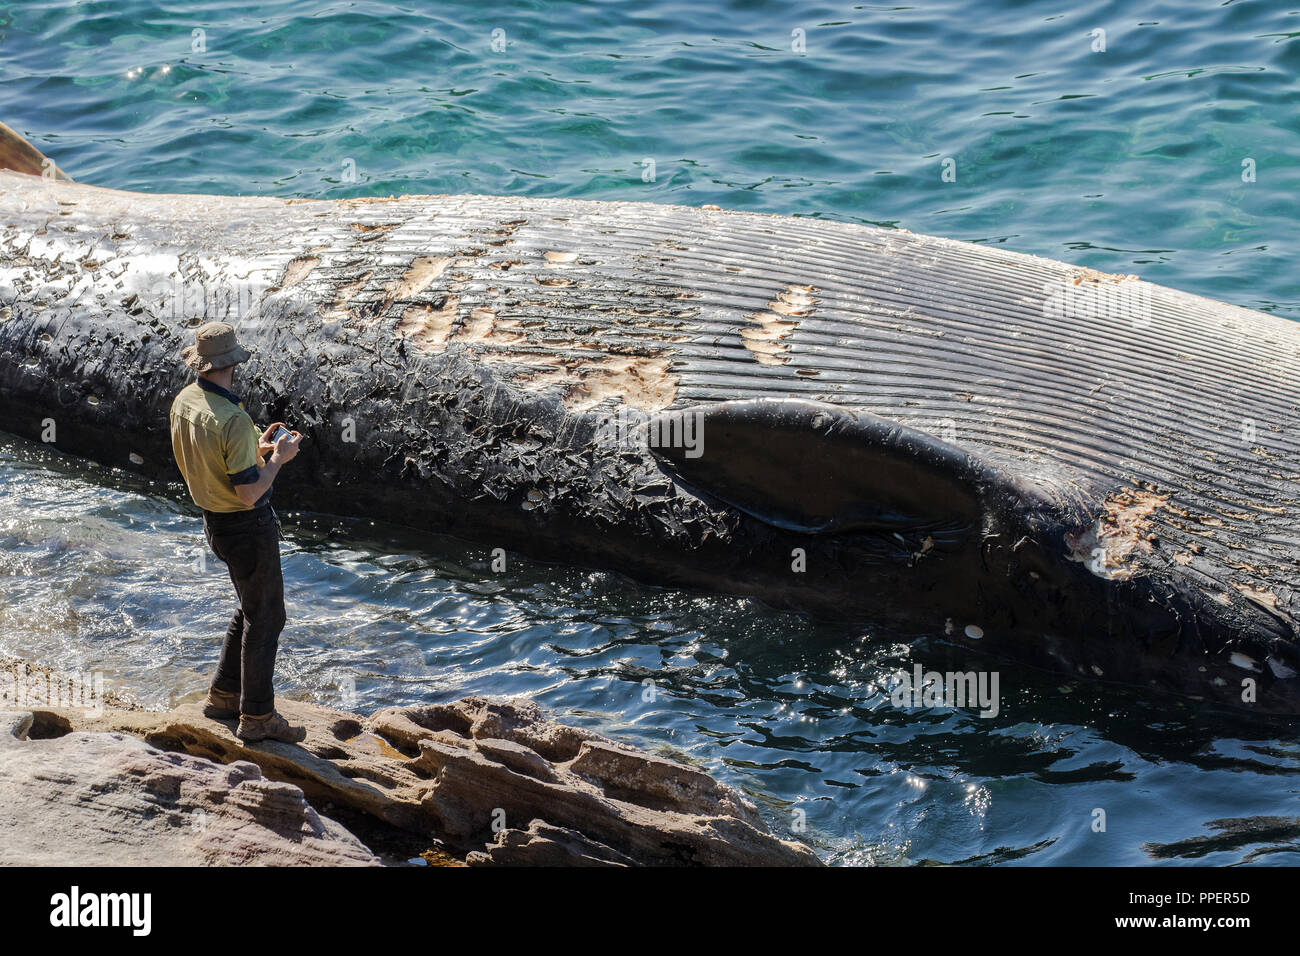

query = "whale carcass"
[1, 132, 1298, 714]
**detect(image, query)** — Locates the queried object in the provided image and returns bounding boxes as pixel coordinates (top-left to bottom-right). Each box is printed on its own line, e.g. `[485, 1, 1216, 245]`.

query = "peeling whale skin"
[0, 169, 1298, 714]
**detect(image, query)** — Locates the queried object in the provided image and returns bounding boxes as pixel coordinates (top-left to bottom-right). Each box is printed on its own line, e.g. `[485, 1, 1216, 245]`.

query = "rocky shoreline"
[0, 660, 820, 866]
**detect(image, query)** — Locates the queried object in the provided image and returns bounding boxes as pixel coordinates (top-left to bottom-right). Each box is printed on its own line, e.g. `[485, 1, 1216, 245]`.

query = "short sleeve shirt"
[169, 379, 268, 512]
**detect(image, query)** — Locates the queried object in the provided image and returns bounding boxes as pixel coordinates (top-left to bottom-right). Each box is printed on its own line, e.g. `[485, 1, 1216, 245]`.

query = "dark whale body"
[1, 155, 1298, 714]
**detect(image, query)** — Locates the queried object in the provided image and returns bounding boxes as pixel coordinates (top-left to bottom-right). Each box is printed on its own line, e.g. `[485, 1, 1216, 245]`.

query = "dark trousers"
[203, 505, 285, 716]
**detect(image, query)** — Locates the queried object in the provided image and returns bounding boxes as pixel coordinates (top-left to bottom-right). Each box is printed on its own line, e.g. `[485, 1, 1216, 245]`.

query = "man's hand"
[258, 422, 287, 460]
[234, 430, 302, 507]
[270, 430, 302, 465]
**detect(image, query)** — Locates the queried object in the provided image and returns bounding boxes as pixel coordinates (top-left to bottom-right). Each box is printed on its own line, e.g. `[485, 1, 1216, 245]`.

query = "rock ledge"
[16, 695, 820, 867]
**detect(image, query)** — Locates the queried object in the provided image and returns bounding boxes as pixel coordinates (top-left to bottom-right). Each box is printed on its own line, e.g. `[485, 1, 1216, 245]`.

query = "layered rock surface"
[0, 710, 378, 866]
[21, 695, 820, 866]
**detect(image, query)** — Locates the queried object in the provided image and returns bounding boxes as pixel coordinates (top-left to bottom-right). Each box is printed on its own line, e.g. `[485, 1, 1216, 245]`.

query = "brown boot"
[202, 687, 240, 720]
[236, 710, 307, 744]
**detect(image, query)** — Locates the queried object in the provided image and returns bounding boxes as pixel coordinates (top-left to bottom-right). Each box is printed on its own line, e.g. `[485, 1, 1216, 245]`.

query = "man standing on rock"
[169, 321, 306, 744]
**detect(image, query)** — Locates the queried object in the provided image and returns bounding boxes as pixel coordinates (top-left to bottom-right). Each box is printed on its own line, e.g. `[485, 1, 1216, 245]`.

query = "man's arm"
[234, 431, 301, 507]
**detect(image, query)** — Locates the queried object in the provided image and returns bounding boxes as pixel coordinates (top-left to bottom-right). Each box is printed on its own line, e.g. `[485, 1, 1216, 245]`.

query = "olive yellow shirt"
[169, 378, 267, 513]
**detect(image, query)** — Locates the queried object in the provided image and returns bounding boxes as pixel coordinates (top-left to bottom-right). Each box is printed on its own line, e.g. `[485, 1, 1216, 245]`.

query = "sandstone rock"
[466, 820, 637, 867]
[399, 700, 819, 866]
[53, 695, 822, 866]
[0, 709, 378, 866]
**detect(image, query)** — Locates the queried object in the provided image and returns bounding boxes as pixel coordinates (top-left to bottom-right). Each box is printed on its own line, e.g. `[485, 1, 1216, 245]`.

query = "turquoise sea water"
[2, 0, 1300, 865]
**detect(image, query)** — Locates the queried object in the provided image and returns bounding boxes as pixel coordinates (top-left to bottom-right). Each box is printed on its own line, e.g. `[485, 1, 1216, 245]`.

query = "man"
[169, 321, 306, 744]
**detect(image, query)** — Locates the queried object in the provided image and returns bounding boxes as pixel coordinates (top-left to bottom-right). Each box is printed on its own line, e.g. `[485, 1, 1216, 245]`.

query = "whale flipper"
[647, 399, 1043, 535]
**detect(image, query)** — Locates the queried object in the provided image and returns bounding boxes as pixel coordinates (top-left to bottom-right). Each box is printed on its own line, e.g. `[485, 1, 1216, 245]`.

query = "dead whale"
[0, 124, 1297, 714]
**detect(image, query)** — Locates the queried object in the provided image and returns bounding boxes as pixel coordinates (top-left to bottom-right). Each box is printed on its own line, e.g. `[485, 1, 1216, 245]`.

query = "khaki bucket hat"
[182, 322, 252, 373]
